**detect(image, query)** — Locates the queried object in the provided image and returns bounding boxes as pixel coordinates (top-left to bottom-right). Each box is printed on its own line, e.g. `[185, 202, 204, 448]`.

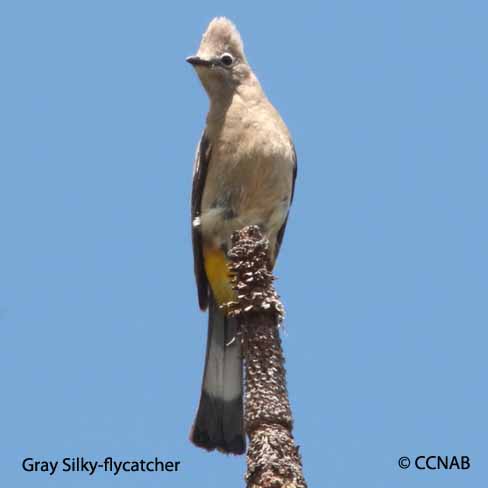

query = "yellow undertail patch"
[203, 246, 235, 306]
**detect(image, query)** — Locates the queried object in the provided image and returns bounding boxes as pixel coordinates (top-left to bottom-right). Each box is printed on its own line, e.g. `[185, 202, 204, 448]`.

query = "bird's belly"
[199, 155, 292, 251]
[198, 158, 290, 305]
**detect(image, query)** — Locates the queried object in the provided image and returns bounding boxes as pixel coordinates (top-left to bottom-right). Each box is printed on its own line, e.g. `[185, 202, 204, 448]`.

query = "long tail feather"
[191, 295, 245, 454]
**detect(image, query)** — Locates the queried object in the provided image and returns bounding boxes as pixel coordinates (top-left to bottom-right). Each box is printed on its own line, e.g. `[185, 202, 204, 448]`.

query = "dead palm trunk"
[224, 226, 307, 488]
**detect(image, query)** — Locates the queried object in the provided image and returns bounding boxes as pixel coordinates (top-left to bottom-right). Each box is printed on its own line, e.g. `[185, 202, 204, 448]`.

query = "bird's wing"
[191, 131, 212, 310]
[275, 144, 297, 259]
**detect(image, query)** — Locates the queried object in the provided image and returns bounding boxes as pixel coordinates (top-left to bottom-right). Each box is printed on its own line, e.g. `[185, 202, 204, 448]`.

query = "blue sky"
[1, 1, 487, 487]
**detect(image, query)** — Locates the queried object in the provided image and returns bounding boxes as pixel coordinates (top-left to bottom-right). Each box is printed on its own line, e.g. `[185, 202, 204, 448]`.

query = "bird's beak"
[186, 56, 212, 67]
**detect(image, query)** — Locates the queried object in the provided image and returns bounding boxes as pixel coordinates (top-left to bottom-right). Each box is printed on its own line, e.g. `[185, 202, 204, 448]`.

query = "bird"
[187, 17, 297, 455]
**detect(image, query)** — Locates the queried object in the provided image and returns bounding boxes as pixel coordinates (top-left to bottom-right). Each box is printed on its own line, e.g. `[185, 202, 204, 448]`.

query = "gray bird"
[187, 17, 296, 455]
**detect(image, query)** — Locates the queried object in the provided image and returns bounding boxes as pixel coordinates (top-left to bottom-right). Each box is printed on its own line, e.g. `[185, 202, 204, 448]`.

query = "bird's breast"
[199, 145, 293, 251]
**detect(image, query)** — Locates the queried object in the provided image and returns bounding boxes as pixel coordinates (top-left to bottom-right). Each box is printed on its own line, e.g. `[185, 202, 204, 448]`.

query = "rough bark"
[224, 225, 307, 488]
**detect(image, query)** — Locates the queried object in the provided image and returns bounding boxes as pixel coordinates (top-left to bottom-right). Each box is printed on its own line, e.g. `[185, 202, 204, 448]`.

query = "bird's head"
[186, 17, 251, 97]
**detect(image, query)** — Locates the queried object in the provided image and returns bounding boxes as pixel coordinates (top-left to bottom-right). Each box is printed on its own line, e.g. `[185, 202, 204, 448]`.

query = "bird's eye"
[220, 53, 234, 67]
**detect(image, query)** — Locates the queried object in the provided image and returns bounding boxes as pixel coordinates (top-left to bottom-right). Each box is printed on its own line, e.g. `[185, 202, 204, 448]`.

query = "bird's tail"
[190, 295, 245, 454]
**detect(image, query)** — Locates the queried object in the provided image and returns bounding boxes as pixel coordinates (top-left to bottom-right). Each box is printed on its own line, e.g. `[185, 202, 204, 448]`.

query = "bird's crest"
[199, 17, 246, 60]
